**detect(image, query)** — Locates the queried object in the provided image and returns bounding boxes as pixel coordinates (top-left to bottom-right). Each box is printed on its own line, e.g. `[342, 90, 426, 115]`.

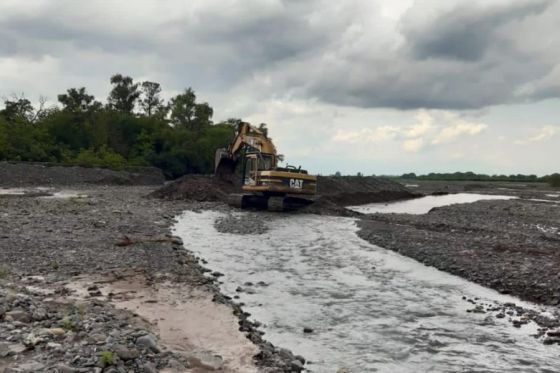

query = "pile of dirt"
[152, 175, 419, 212]
[150, 174, 235, 202]
[316, 176, 420, 206]
[0, 162, 164, 187]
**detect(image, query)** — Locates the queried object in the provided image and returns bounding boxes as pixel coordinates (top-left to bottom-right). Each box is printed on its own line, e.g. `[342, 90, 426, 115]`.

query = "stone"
[136, 334, 159, 352]
[290, 359, 304, 371]
[9, 361, 46, 372]
[0, 342, 26, 357]
[187, 352, 223, 371]
[166, 358, 187, 370]
[543, 336, 560, 345]
[46, 327, 67, 336]
[23, 332, 45, 347]
[114, 344, 139, 360]
[47, 342, 63, 350]
[54, 364, 76, 373]
[88, 333, 107, 344]
[303, 327, 314, 334]
[32, 307, 48, 321]
[142, 362, 158, 373]
[547, 329, 560, 337]
[5, 309, 31, 323]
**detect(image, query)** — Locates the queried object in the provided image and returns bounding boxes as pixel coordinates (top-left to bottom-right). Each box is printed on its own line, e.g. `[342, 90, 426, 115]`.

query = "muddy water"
[348, 193, 515, 214]
[174, 211, 560, 373]
[67, 275, 258, 372]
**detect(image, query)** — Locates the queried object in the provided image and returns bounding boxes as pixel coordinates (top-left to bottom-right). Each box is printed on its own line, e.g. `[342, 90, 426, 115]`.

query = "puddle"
[174, 211, 560, 373]
[0, 187, 87, 199]
[0, 188, 27, 196]
[40, 191, 88, 199]
[404, 184, 419, 188]
[527, 198, 560, 204]
[348, 193, 516, 215]
[66, 275, 258, 372]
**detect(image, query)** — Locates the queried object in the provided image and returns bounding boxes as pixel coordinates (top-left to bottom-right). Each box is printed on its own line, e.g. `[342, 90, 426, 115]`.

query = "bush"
[549, 173, 560, 187]
[73, 146, 127, 170]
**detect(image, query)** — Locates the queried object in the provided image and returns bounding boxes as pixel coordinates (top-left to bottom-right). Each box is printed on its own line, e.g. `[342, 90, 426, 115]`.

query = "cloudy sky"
[1, 0, 559, 175]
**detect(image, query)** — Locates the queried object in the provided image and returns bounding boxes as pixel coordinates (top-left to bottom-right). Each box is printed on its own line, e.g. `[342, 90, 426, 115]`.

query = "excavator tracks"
[226, 194, 313, 212]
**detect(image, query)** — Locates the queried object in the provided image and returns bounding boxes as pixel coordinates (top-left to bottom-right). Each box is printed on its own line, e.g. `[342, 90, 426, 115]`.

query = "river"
[173, 197, 558, 372]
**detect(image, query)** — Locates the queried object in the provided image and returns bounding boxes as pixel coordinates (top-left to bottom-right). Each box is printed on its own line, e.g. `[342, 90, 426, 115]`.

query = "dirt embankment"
[357, 198, 560, 306]
[0, 161, 164, 187]
[151, 174, 419, 215]
[151, 175, 235, 202]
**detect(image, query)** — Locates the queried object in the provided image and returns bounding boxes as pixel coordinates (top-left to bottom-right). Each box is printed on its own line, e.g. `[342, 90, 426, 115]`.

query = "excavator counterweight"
[214, 122, 317, 211]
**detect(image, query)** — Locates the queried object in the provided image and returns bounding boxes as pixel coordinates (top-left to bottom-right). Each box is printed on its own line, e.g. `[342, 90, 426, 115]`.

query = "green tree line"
[0, 74, 238, 179]
[400, 172, 560, 187]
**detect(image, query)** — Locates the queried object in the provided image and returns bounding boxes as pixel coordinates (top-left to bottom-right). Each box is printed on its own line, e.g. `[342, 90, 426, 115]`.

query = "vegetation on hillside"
[0, 74, 238, 178]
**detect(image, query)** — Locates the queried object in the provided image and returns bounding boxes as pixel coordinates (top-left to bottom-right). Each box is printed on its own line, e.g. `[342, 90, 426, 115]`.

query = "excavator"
[214, 122, 317, 211]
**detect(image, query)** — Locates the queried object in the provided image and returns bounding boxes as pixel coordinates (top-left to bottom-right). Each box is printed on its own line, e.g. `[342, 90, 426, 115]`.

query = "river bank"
[357, 189, 560, 306]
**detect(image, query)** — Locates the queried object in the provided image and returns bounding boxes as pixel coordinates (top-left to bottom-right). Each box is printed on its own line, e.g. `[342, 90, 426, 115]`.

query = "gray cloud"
[0, 0, 559, 111]
[402, 0, 552, 61]
[304, 0, 559, 109]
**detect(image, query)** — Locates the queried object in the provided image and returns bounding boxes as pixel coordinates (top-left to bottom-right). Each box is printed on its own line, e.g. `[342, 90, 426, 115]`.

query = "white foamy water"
[348, 193, 516, 215]
[0, 188, 26, 195]
[173, 211, 559, 373]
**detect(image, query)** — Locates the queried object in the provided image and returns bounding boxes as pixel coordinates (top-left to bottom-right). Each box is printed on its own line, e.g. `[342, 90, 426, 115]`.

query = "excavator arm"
[214, 122, 277, 180]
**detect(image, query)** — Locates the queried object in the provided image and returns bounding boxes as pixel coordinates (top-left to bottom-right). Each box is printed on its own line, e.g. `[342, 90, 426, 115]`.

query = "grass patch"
[58, 316, 77, 331]
[99, 351, 115, 366]
[0, 265, 10, 280]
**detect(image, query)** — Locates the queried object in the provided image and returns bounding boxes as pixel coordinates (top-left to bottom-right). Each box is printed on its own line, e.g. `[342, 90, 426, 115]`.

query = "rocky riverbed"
[0, 184, 303, 372]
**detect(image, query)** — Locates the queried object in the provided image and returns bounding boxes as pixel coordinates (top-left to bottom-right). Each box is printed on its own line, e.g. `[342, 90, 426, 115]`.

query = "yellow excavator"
[215, 122, 317, 211]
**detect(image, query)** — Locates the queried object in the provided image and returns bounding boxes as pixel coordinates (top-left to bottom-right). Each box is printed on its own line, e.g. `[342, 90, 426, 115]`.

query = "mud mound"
[299, 198, 359, 217]
[150, 175, 234, 202]
[317, 176, 420, 205]
[0, 161, 164, 187]
[152, 175, 419, 211]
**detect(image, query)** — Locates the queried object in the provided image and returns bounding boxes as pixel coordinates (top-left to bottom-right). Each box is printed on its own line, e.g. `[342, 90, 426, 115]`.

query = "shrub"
[549, 173, 560, 187]
[59, 316, 77, 331]
[99, 351, 115, 366]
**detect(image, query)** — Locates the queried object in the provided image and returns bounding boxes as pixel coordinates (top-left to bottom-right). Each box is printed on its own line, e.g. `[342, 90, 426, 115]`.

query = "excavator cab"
[243, 153, 275, 186]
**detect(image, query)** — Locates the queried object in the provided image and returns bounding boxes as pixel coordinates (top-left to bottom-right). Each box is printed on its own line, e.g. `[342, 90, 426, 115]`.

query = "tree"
[334, 171, 342, 177]
[58, 87, 101, 113]
[169, 88, 213, 131]
[401, 172, 417, 179]
[107, 74, 140, 113]
[139, 81, 165, 117]
[1, 96, 34, 123]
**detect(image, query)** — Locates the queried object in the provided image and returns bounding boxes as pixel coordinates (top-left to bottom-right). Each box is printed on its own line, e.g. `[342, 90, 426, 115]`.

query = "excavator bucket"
[214, 148, 236, 183]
